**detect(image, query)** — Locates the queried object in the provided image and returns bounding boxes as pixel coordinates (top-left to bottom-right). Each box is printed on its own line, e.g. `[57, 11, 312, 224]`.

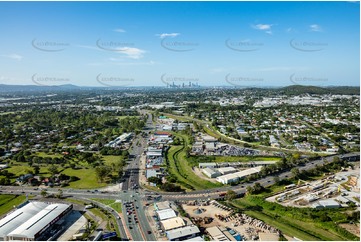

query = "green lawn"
[6, 163, 51, 179]
[65, 198, 86, 206]
[0, 195, 27, 216]
[5, 162, 107, 189]
[102, 155, 122, 165]
[62, 168, 107, 189]
[91, 198, 122, 213]
[167, 145, 194, 189]
[35, 152, 63, 158]
[167, 132, 222, 190]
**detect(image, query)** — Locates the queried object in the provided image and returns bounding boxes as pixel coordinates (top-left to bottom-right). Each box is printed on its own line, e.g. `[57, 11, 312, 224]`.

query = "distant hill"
[0, 84, 82, 93]
[279, 85, 360, 95]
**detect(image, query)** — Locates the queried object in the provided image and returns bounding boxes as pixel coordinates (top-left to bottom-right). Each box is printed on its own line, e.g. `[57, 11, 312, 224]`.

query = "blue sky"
[0, 1, 359, 87]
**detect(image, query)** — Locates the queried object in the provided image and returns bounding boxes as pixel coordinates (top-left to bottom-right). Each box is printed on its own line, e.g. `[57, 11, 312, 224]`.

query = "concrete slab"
[57, 211, 87, 241]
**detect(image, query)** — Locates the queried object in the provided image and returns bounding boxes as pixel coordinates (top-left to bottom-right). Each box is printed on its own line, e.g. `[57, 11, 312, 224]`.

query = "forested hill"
[278, 85, 360, 95]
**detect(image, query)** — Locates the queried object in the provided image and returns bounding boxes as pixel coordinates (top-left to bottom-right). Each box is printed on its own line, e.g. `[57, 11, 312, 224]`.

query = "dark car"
[147, 231, 152, 234]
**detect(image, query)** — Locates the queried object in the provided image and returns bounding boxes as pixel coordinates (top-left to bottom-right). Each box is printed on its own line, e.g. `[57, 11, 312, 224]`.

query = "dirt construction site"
[182, 200, 281, 241]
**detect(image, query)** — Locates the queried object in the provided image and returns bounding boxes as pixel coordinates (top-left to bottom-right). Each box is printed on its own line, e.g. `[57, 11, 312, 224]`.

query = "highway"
[119, 112, 156, 241]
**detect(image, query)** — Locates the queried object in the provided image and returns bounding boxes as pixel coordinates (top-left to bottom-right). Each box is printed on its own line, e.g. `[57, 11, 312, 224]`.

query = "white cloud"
[156, 33, 180, 39]
[252, 24, 273, 34]
[113, 28, 126, 33]
[116, 47, 146, 59]
[310, 24, 322, 32]
[1, 54, 23, 61]
[253, 24, 272, 31]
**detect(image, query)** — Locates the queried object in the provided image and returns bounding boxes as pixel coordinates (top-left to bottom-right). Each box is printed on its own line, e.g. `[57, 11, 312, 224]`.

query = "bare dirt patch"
[339, 223, 360, 237]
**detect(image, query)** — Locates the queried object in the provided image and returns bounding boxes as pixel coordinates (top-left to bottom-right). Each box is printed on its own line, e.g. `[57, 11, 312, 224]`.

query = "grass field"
[5, 161, 107, 189]
[102, 155, 123, 166]
[65, 198, 86, 206]
[62, 168, 107, 189]
[5, 163, 51, 181]
[0, 194, 27, 216]
[91, 198, 122, 213]
[35, 152, 63, 158]
[229, 195, 359, 241]
[167, 132, 222, 190]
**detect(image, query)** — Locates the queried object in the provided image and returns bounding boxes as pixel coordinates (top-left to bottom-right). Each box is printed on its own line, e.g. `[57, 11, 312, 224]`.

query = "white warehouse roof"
[217, 166, 262, 184]
[166, 225, 200, 240]
[6, 203, 71, 240]
[0, 202, 48, 240]
[217, 167, 237, 175]
[156, 208, 177, 221]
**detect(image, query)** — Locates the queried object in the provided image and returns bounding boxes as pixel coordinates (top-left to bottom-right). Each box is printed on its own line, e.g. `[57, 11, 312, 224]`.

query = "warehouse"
[0, 202, 72, 241]
[216, 173, 240, 185]
[318, 199, 340, 208]
[166, 225, 200, 241]
[0, 202, 49, 241]
[202, 168, 221, 178]
[217, 167, 237, 175]
[156, 208, 177, 221]
[216, 166, 262, 184]
[161, 217, 186, 231]
[198, 163, 217, 169]
[206, 226, 236, 241]
[154, 201, 171, 211]
[185, 236, 204, 241]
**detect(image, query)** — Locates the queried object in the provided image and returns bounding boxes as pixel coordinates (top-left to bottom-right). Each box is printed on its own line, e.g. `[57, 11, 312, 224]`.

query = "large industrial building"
[161, 217, 186, 231]
[0, 201, 72, 241]
[156, 208, 177, 221]
[166, 225, 200, 241]
[216, 166, 262, 184]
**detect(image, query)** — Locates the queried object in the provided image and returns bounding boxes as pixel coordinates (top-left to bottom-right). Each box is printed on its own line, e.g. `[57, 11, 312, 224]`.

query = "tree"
[48, 165, 58, 176]
[226, 190, 237, 201]
[0, 177, 11, 185]
[56, 189, 63, 199]
[246, 186, 254, 195]
[40, 189, 47, 198]
[273, 176, 280, 184]
[147, 176, 162, 186]
[95, 165, 112, 183]
[33, 166, 40, 175]
[291, 168, 300, 179]
[333, 156, 341, 163]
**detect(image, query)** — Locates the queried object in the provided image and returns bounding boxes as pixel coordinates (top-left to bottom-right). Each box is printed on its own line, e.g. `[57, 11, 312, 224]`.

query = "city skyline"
[0, 1, 359, 87]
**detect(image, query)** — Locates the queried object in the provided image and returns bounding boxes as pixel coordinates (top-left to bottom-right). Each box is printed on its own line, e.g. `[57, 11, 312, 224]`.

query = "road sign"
[102, 231, 117, 240]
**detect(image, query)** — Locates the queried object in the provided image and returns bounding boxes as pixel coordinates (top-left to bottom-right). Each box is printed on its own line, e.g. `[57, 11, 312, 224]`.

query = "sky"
[0, 1, 359, 87]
